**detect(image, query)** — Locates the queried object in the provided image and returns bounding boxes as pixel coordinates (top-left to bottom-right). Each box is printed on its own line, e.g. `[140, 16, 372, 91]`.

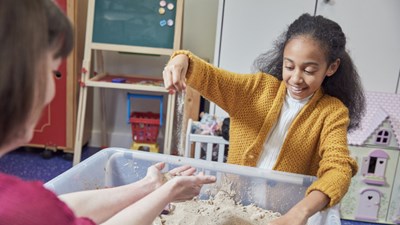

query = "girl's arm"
[268, 103, 355, 225]
[267, 190, 329, 225]
[163, 51, 270, 116]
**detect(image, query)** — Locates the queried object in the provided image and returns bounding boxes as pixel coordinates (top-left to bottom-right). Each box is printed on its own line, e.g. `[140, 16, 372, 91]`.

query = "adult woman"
[0, 1, 215, 224]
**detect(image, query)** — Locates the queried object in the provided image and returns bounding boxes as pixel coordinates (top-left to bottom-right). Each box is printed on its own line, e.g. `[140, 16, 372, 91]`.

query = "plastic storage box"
[129, 112, 160, 143]
[45, 148, 341, 224]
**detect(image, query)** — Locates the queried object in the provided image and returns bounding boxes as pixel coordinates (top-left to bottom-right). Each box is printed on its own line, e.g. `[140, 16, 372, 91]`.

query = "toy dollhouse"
[340, 92, 400, 224]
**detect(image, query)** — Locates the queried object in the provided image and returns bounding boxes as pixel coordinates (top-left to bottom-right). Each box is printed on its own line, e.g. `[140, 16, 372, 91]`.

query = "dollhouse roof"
[348, 92, 400, 146]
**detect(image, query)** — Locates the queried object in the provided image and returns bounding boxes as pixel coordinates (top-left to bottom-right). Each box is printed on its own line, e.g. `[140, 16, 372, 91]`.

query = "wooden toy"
[340, 92, 400, 224]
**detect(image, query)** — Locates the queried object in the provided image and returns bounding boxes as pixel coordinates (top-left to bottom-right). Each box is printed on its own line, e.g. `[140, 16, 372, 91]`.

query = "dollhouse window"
[361, 150, 388, 186]
[367, 157, 377, 173]
[375, 129, 390, 145]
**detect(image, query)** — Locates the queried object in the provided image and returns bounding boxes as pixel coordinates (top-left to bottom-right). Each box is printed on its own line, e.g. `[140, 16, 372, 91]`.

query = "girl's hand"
[267, 209, 308, 225]
[163, 54, 189, 93]
[167, 172, 216, 202]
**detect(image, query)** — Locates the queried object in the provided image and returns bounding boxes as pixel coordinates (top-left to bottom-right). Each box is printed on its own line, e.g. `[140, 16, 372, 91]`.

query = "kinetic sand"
[153, 189, 281, 225]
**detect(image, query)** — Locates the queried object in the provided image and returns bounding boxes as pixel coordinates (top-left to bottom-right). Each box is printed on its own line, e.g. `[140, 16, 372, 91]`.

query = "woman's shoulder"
[0, 173, 95, 225]
[0, 172, 52, 197]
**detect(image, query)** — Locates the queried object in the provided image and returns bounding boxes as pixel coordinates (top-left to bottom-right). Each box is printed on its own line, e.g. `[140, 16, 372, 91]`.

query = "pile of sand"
[153, 190, 281, 225]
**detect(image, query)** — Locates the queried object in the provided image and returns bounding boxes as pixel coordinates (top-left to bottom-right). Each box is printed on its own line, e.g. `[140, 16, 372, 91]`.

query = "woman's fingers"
[168, 165, 190, 175]
[169, 175, 216, 202]
[153, 162, 165, 170]
[195, 173, 216, 184]
[179, 167, 196, 176]
[169, 165, 196, 176]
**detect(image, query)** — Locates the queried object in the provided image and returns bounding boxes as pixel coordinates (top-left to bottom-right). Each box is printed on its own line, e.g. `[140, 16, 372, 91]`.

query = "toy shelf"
[90, 43, 174, 56]
[86, 73, 167, 93]
[73, 0, 184, 165]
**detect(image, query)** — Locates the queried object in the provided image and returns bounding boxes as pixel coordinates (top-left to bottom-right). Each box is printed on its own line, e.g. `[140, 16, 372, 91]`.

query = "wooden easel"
[73, 0, 183, 165]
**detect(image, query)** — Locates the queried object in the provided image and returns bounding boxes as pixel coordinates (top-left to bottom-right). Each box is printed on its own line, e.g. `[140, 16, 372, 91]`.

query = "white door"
[316, 0, 400, 93]
[211, 0, 316, 117]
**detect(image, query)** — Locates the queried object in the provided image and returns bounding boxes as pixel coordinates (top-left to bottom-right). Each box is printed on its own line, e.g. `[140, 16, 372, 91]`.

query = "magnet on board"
[160, 20, 167, 27]
[159, 0, 166, 7]
[167, 2, 174, 10]
[167, 19, 174, 27]
[158, 7, 165, 15]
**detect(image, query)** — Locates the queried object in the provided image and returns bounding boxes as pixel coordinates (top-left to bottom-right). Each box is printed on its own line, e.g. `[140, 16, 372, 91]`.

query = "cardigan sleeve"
[305, 102, 358, 208]
[170, 50, 276, 117]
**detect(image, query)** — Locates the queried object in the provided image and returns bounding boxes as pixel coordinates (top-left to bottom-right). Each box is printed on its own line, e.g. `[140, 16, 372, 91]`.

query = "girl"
[163, 13, 365, 225]
[0, 0, 215, 225]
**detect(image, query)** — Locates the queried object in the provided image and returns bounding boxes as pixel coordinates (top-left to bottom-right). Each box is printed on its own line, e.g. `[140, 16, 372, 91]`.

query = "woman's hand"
[144, 162, 197, 190]
[144, 162, 216, 202]
[163, 54, 189, 93]
[100, 165, 216, 225]
[166, 172, 216, 202]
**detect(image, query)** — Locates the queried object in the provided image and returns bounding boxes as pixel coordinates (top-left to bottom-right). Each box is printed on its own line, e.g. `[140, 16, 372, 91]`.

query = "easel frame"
[73, 0, 183, 165]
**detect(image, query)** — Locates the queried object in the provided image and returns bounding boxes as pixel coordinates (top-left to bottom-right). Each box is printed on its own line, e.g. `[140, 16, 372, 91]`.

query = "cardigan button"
[248, 155, 255, 159]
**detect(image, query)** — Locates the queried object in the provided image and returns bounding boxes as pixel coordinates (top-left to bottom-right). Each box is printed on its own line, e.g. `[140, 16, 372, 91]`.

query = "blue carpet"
[0, 147, 381, 225]
[341, 221, 382, 225]
[0, 146, 100, 182]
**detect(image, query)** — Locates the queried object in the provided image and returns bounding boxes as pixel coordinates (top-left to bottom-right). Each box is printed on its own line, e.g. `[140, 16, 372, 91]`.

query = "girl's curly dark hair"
[253, 13, 365, 132]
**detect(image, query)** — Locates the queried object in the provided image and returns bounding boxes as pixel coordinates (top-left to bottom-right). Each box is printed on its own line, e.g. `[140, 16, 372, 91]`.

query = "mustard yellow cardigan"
[172, 51, 358, 207]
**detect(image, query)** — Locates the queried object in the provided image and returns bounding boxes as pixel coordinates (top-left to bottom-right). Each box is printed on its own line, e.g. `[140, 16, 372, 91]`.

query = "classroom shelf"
[86, 73, 168, 92]
[73, 0, 184, 166]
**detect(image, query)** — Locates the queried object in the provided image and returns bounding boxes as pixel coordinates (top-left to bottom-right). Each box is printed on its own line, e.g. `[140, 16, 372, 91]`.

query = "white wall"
[90, 0, 400, 149]
[210, 0, 400, 117]
[89, 0, 219, 148]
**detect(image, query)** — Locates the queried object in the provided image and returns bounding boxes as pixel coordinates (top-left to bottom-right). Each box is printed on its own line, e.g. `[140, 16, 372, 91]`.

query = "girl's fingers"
[171, 66, 184, 92]
[163, 65, 185, 92]
[162, 68, 175, 91]
[180, 65, 187, 91]
[163, 54, 189, 92]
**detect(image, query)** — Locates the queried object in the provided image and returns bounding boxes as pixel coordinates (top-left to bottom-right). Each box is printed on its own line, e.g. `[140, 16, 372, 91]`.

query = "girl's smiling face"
[282, 35, 340, 100]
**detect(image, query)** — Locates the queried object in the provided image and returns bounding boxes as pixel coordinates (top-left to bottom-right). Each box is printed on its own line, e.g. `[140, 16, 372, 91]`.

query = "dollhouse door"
[355, 189, 381, 221]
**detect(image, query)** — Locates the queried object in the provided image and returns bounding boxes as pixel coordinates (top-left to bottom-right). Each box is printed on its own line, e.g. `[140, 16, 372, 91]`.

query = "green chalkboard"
[92, 0, 178, 49]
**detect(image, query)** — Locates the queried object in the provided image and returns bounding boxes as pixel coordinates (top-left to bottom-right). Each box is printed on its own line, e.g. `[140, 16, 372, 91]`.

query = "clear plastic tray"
[45, 147, 341, 224]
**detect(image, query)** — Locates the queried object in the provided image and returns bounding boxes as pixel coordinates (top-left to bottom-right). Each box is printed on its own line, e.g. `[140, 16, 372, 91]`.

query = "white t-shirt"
[257, 92, 312, 169]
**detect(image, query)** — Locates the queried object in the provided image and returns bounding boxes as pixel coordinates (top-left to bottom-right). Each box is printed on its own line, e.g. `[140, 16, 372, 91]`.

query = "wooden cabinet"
[28, 0, 89, 154]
